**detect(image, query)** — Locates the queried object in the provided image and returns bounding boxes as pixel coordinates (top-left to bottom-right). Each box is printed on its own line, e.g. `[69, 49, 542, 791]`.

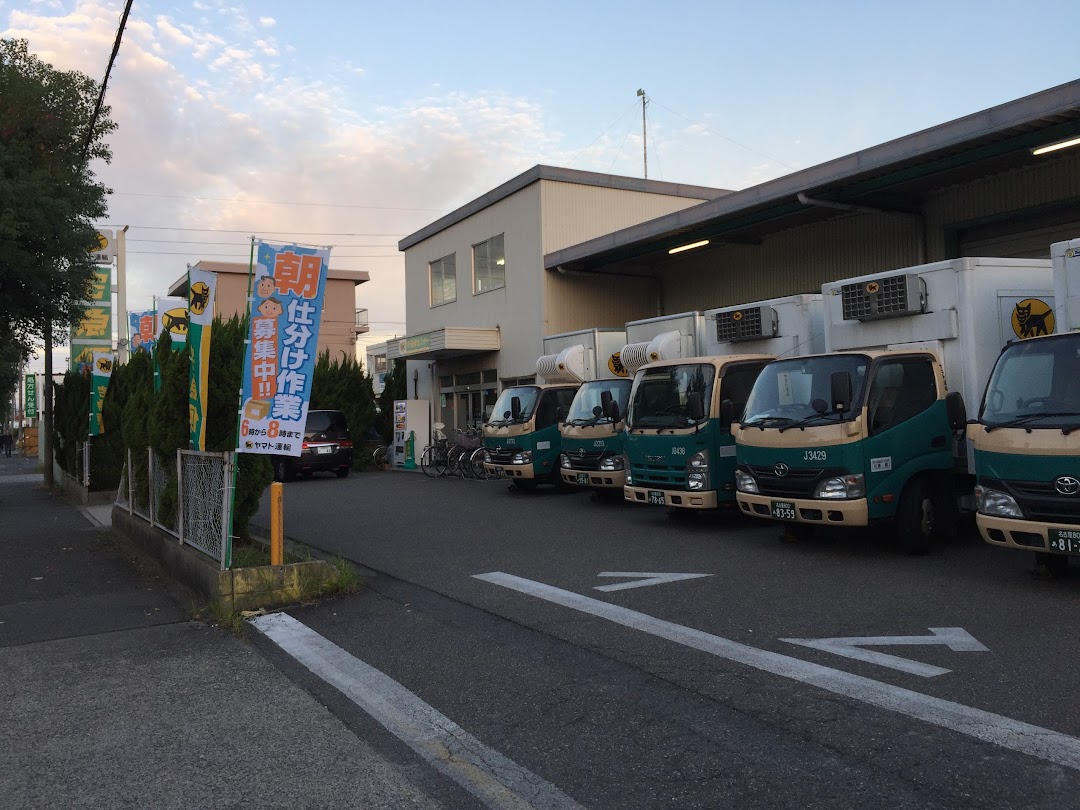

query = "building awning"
[386, 327, 500, 361]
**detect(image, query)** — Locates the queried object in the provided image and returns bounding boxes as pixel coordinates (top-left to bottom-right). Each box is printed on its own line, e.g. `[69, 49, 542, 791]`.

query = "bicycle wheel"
[448, 445, 469, 477]
[420, 445, 440, 477]
[372, 445, 388, 466]
[468, 446, 488, 480]
[433, 444, 450, 477]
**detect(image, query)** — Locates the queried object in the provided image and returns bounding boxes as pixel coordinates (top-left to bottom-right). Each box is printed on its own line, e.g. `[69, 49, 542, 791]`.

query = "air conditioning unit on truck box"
[968, 240, 1080, 573]
[483, 327, 623, 491]
[733, 256, 1054, 553]
[622, 295, 824, 512]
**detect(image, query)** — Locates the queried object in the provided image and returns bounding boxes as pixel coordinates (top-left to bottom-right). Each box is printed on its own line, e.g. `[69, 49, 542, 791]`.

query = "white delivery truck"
[623, 295, 825, 511]
[734, 257, 1054, 552]
[968, 239, 1080, 572]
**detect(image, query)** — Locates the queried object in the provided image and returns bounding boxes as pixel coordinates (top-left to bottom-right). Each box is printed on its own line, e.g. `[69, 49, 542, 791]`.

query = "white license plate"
[648, 490, 666, 505]
[315, 445, 333, 455]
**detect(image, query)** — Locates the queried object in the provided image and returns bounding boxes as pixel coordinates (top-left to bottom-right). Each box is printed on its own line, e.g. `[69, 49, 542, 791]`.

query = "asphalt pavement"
[252, 468, 1080, 808]
[0, 455, 442, 809]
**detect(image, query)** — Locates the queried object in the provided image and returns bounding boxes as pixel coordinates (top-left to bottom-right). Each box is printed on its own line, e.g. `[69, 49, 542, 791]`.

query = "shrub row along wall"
[54, 315, 383, 539]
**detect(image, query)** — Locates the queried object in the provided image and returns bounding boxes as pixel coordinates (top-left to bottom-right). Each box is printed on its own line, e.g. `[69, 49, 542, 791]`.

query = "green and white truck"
[622, 295, 824, 511]
[734, 257, 1054, 552]
[970, 238, 1079, 572]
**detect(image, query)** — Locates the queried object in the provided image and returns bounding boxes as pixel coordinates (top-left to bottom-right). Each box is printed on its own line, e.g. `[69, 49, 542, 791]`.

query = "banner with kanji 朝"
[187, 266, 217, 451]
[128, 309, 157, 356]
[236, 241, 330, 457]
[89, 351, 115, 437]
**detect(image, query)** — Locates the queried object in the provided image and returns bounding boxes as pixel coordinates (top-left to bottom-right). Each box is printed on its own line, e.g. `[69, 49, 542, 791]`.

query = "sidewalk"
[0, 457, 441, 809]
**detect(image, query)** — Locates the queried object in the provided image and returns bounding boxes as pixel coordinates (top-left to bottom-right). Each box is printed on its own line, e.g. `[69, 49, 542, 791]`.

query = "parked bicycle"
[421, 425, 487, 479]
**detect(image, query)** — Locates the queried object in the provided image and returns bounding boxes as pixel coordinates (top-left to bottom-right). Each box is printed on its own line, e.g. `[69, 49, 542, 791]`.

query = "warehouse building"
[396, 80, 1080, 433]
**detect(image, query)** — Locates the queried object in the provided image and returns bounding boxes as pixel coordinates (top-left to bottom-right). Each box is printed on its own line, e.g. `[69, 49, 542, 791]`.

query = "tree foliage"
[310, 350, 377, 462]
[0, 38, 115, 354]
[375, 359, 408, 443]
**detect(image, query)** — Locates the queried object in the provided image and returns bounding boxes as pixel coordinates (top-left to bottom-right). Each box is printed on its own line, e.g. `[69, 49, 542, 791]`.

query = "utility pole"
[43, 319, 53, 485]
[116, 225, 128, 362]
[636, 88, 648, 180]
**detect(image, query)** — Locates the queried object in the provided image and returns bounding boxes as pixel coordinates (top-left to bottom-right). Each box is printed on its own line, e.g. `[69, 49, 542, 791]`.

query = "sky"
[4, 0, 1080, 373]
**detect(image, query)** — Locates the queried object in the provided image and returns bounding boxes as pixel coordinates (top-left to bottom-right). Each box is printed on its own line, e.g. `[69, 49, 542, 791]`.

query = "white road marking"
[594, 572, 713, 592]
[473, 571, 1080, 772]
[250, 612, 584, 810]
[781, 627, 989, 678]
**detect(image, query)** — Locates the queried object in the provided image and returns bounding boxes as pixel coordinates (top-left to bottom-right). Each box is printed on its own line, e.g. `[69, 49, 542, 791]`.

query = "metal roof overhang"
[386, 327, 501, 361]
[545, 80, 1080, 274]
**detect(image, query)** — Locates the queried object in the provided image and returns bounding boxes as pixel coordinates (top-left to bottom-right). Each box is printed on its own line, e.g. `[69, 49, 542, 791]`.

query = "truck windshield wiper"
[741, 416, 794, 431]
[983, 411, 1080, 432]
[777, 412, 843, 433]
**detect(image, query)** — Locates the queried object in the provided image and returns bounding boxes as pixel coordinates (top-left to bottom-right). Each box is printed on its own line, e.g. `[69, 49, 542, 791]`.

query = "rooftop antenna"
[636, 88, 648, 179]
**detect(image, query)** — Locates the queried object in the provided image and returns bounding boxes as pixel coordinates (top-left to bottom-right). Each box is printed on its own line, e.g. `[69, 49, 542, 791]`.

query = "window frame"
[472, 233, 506, 296]
[429, 253, 457, 307]
[865, 355, 938, 436]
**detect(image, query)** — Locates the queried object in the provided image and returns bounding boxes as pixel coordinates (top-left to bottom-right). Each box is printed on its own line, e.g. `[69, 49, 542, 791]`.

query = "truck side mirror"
[511, 396, 522, 421]
[686, 391, 705, 421]
[719, 398, 735, 428]
[946, 391, 967, 433]
[606, 400, 621, 422]
[556, 406, 565, 423]
[830, 372, 852, 413]
[600, 390, 613, 412]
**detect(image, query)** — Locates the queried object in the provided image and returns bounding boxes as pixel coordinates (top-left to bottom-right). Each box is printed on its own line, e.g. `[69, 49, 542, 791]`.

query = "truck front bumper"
[736, 493, 869, 526]
[624, 485, 718, 509]
[562, 469, 627, 489]
[484, 463, 535, 480]
[977, 514, 1078, 556]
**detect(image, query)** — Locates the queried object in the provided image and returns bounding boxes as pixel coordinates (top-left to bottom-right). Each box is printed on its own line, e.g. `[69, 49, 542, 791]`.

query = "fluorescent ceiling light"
[1032, 136, 1080, 156]
[496, 258, 505, 265]
[668, 239, 709, 255]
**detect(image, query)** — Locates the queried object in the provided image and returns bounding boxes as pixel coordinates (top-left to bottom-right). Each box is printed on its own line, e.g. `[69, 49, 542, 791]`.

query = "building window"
[473, 234, 505, 294]
[430, 253, 456, 306]
[373, 355, 387, 373]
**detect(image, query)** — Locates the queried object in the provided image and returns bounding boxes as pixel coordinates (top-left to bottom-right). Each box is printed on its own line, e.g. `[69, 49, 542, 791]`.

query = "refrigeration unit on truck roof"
[703, 294, 825, 359]
[537, 327, 628, 384]
[822, 256, 1054, 420]
[1052, 237, 1080, 332]
[619, 312, 705, 376]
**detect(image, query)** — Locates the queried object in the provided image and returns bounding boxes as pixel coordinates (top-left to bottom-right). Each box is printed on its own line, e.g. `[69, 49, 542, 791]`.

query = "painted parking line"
[474, 571, 1080, 772]
[251, 612, 585, 810]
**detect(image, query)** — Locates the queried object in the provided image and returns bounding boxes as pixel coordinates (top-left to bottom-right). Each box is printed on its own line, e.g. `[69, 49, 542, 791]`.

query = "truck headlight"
[599, 455, 624, 471]
[688, 450, 708, 469]
[511, 450, 532, 465]
[813, 473, 865, 499]
[735, 470, 759, 494]
[688, 471, 706, 491]
[484, 450, 491, 463]
[625, 461, 634, 486]
[560, 453, 571, 469]
[974, 485, 1023, 518]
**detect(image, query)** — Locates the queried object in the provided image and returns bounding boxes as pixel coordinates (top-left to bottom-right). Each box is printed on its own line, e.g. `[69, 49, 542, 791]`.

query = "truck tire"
[895, 477, 934, 555]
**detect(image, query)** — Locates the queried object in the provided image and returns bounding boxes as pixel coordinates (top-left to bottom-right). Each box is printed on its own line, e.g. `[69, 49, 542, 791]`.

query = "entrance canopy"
[386, 327, 500, 361]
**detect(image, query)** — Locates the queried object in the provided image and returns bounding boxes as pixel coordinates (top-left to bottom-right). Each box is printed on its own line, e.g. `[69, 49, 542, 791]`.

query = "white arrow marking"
[594, 572, 713, 592]
[781, 627, 989, 678]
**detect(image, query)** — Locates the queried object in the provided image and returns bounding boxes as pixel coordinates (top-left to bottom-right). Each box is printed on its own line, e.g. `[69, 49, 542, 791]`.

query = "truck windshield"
[488, 386, 540, 426]
[743, 355, 869, 427]
[627, 363, 716, 429]
[981, 335, 1080, 429]
[566, 379, 633, 425]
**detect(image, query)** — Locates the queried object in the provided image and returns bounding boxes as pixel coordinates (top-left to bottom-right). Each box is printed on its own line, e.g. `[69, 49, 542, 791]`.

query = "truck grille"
[631, 463, 686, 490]
[487, 448, 516, 464]
[745, 464, 845, 498]
[997, 479, 1080, 526]
[566, 449, 605, 471]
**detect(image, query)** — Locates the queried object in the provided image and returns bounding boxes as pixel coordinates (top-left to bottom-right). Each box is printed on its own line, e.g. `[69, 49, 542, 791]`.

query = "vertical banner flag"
[71, 263, 113, 373]
[128, 309, 157, 356]
[237, 241, 330, 457]
[187, 266, 217, 450]
[155, 296, 188, 348]
[25, 374, 37, 419]
[89, 351, 115, 436]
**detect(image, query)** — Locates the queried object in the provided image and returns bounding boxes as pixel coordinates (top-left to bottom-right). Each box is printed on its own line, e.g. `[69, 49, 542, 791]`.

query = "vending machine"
[393, 399, 430, 468]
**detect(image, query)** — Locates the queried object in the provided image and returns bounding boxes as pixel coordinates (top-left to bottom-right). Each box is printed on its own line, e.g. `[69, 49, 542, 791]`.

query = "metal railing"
[115, 448, 234, 570]
[354, 308, 370, 332]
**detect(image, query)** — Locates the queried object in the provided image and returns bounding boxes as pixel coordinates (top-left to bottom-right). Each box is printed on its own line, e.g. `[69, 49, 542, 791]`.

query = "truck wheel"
[1034, 552, 1070, 576]
[895, 478, 934, 555]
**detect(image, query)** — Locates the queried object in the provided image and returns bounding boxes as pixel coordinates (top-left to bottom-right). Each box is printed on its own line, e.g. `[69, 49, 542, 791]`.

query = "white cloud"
[258, 16, 275, 28]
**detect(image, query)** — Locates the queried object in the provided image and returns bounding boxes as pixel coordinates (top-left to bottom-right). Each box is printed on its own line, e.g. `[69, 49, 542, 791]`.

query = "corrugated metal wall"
[544, 272, 658, 335]
[540, 181, 713, 254]
[661, 212, 923, 313]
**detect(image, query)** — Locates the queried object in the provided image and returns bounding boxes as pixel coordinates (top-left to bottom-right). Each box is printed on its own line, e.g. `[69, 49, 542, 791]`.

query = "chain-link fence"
[114, 448, 234, 570]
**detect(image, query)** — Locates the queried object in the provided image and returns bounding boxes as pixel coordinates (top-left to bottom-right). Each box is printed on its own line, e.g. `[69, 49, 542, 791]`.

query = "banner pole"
[227, 236, 257, 569]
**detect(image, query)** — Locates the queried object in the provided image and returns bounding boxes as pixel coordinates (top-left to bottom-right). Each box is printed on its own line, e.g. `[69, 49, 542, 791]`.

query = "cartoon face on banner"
[237, 242, 330, 457]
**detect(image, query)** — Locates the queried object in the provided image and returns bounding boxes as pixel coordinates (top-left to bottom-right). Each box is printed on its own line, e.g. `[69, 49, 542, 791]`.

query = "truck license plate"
[771, 500, 797, 521]
[1048, 528, 1080, 554]
[576, 473, 589, 485]
[648, 490, 666, 505]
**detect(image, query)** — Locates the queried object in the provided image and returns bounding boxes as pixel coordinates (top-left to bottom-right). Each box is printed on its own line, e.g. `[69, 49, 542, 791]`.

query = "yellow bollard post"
[270, 482, 284, 566]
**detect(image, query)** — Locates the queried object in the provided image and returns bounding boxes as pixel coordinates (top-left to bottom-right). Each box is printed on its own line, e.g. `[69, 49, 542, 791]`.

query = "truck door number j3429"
[804, 450, 827, 462]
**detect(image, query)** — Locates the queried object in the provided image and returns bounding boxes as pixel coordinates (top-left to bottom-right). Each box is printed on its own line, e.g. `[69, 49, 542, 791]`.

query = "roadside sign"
[90, 229, 116, 263]
[25, 374, 37, 419]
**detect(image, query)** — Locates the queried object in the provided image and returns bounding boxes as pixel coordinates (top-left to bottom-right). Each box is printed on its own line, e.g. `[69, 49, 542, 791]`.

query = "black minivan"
[272, 410, 353, 481]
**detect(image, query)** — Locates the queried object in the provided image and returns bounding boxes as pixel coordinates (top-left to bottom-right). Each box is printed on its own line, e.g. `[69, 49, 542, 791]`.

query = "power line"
[566, 99, 641, 161]
[128, 238, 400, 247]
[608, 113, 639, 174]
[103, 224, 408, 236]
[648, 97, 796, 170]
[127, 250, 402, 258]
[81, 0, 133, 162]
[110, 191, 440, 212]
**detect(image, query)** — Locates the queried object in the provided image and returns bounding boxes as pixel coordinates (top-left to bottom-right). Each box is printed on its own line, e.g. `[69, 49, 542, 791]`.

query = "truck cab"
[624, 355, 771, 509]
[559, 377, 633, 492]
[484, 383, 578, 489]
